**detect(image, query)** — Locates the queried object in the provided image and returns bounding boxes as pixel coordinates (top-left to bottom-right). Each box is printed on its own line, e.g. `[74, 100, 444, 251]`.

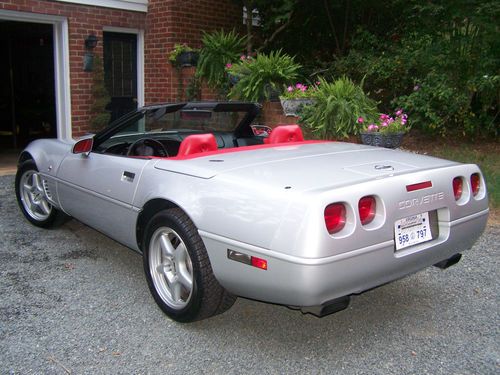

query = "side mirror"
[72, 136, 94, 155]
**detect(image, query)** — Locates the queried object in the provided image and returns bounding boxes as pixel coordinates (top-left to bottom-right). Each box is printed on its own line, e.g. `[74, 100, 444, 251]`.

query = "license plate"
[394, 212, 433, 250]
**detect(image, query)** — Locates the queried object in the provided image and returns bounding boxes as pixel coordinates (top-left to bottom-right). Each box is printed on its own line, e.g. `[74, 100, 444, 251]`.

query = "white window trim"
[103, 26, 145, 108]
[0, 9, 72, 141]
[55, 0, 147, 13]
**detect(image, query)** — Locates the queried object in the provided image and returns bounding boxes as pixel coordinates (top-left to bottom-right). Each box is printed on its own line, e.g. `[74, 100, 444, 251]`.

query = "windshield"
[117, 107, 247, 135]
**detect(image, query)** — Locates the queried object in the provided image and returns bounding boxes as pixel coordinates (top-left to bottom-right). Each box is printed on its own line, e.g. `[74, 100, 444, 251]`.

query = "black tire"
[143, 208, 236, 322]
[15, 160, 69, 228]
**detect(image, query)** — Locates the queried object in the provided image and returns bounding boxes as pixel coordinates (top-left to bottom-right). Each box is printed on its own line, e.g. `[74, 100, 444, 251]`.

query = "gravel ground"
[0, 174, 498, 374]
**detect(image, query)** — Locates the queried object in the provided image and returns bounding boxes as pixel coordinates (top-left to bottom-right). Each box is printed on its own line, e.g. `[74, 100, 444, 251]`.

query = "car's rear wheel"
[15, 160, 67, 228]
[143, 208, 236, 322]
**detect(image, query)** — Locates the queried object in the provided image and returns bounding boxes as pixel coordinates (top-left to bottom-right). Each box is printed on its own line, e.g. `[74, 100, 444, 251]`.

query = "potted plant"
[196, 30, 246, 97]
[279, 83, 317, 116]
[227, 50, 301, 102]
[359, 109, 409, 148]
[300, 77, 379, 139]
[169, 43, 199, 67]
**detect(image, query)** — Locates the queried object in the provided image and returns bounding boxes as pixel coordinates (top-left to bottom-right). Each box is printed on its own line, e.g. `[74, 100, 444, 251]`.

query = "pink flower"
[300, 85, 307, 92]
[380, 114, 390, 121]
[287, 86, 293, 92]
[295, 83, 303, 89]
[381, 121, 388, 127]
[240, 55, 246, 60]
[316, 81, 321, 85]
[413, 85, 420, 91]
[357, 117, 364, 124]
[395, 109, 403, 116]
[225, 63, 232, 69]
[368, 124, 378, 131]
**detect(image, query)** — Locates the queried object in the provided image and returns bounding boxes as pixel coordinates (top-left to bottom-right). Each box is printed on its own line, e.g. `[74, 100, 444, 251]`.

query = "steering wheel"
[126, 138, 169, 157]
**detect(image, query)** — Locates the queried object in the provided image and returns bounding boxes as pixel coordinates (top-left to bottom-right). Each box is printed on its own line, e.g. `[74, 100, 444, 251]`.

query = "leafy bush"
[300, 77, 378, 139]
[196, 30, 246, 93]
[326, 2, 500, 139]
[90, 56, 111, 131]
[228, 50, 301, 102]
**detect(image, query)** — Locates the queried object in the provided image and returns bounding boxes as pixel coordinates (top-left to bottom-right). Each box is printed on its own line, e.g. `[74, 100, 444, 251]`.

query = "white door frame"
[103, 26, 145, 108]
[0, 9, 72, 140]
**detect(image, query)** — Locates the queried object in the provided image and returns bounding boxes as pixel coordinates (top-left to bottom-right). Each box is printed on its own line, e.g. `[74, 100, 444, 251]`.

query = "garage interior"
[0, 20, 56, 150]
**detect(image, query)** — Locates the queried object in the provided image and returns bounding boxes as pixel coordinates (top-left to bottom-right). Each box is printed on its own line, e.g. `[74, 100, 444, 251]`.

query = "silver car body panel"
[21, 139, 489, 308]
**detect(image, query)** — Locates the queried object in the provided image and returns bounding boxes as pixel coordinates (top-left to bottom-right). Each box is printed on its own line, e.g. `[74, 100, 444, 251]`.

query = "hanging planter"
[168, 44, 199, 68]
[176, 51, 199, 67]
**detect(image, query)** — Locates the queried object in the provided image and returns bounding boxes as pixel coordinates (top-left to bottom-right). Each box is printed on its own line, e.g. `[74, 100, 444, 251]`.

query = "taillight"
[324, 203, 346, 234]
[471, 173, 480, 197]
[358, 196, 376, 225]
[453, 177, 463, 201]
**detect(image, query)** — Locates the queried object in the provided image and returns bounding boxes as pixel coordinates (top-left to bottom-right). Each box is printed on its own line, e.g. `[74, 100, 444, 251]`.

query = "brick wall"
[258, 101, 299, 128]
[145, 0, 241, 104]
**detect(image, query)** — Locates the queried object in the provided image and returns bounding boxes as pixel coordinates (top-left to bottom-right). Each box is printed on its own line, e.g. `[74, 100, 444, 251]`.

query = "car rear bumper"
[200, 208, 488, 307]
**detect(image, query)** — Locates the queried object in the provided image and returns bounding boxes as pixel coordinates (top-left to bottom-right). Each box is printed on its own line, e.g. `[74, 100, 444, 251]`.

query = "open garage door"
[0, 21, 56, 149]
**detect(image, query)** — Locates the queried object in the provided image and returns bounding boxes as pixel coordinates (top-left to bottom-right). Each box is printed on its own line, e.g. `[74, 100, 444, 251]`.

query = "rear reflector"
[324, 203, 346, 234]
[471, 173, 480, 196]
[406, 181, 432, 192]
[227, 249, 267, 270]
[251, 256, 268, 270]
[453, 177, 463, 201]
[358, 196, 376, 225]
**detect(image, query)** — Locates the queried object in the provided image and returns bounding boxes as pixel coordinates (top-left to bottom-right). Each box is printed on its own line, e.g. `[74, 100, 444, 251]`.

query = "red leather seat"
[177, 134, 218, 156]
[268, 124, 304, 144]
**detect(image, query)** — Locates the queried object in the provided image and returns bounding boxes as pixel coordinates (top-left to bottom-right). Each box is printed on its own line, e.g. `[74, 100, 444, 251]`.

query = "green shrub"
[90, 56, 111, 131]
[228, 50, 301, 102]
[196, 30, 246, 93]
[300, 77, 378, 139]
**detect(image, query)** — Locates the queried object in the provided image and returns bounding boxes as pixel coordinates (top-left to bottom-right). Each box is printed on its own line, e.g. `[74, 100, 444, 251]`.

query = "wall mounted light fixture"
[83, 34, 99, 72]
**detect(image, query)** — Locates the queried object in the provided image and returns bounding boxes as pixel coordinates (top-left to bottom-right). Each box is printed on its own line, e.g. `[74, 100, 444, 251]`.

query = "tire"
[15, 160, 68, 228]
[143, 208, 236, 322]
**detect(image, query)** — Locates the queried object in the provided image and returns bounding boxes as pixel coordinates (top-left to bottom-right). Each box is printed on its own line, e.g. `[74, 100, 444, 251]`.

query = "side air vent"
[42, 179, 53, 200]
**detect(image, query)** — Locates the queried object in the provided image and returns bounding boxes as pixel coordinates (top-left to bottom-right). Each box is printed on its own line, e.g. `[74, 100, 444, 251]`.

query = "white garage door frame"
[0, 9, 72, 140]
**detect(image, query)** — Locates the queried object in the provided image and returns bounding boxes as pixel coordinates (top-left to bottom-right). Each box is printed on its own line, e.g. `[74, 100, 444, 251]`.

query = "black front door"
[103, 32, 138, 122]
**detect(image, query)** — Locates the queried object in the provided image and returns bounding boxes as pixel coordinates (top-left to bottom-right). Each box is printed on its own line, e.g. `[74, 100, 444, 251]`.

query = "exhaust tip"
[434, 253, 462, 269]
[300, 296, 351, 317]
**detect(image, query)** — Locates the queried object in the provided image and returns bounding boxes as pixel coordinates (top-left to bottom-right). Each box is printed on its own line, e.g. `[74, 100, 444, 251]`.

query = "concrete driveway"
[0, 175, 498, 374]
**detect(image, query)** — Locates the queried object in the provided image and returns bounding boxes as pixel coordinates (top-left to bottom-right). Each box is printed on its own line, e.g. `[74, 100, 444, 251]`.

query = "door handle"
[121, 171, 135, 182]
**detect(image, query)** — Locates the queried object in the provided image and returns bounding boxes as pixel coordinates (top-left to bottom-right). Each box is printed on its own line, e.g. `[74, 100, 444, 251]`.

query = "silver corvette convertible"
[16, 102, 489, 322]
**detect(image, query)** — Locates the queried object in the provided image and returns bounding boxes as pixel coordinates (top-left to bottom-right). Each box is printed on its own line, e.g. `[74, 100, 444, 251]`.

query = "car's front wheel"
[15, 160, 67, 228]
[143, 208, 236, 322]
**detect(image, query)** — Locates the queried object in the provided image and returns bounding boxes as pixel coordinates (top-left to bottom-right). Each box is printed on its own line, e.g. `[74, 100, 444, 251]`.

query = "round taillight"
[471, 173, 480, 197]
[453, 177, 463, 201]
[324, 203, 346, 234]
[358, 196, 376, 225]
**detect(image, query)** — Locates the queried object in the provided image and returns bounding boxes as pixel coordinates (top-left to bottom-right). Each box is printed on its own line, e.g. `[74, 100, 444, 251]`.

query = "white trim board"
[0, 9, 72, 141]
[55, 0, 148, 12]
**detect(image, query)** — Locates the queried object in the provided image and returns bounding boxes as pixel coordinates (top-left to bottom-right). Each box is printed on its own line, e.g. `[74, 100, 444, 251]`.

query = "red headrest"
[177, 134, 218, 156]
[268, 125, 304, 144]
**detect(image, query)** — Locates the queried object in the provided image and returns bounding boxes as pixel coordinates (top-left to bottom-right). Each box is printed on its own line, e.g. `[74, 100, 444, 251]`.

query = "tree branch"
[257, 10, 295, 52]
